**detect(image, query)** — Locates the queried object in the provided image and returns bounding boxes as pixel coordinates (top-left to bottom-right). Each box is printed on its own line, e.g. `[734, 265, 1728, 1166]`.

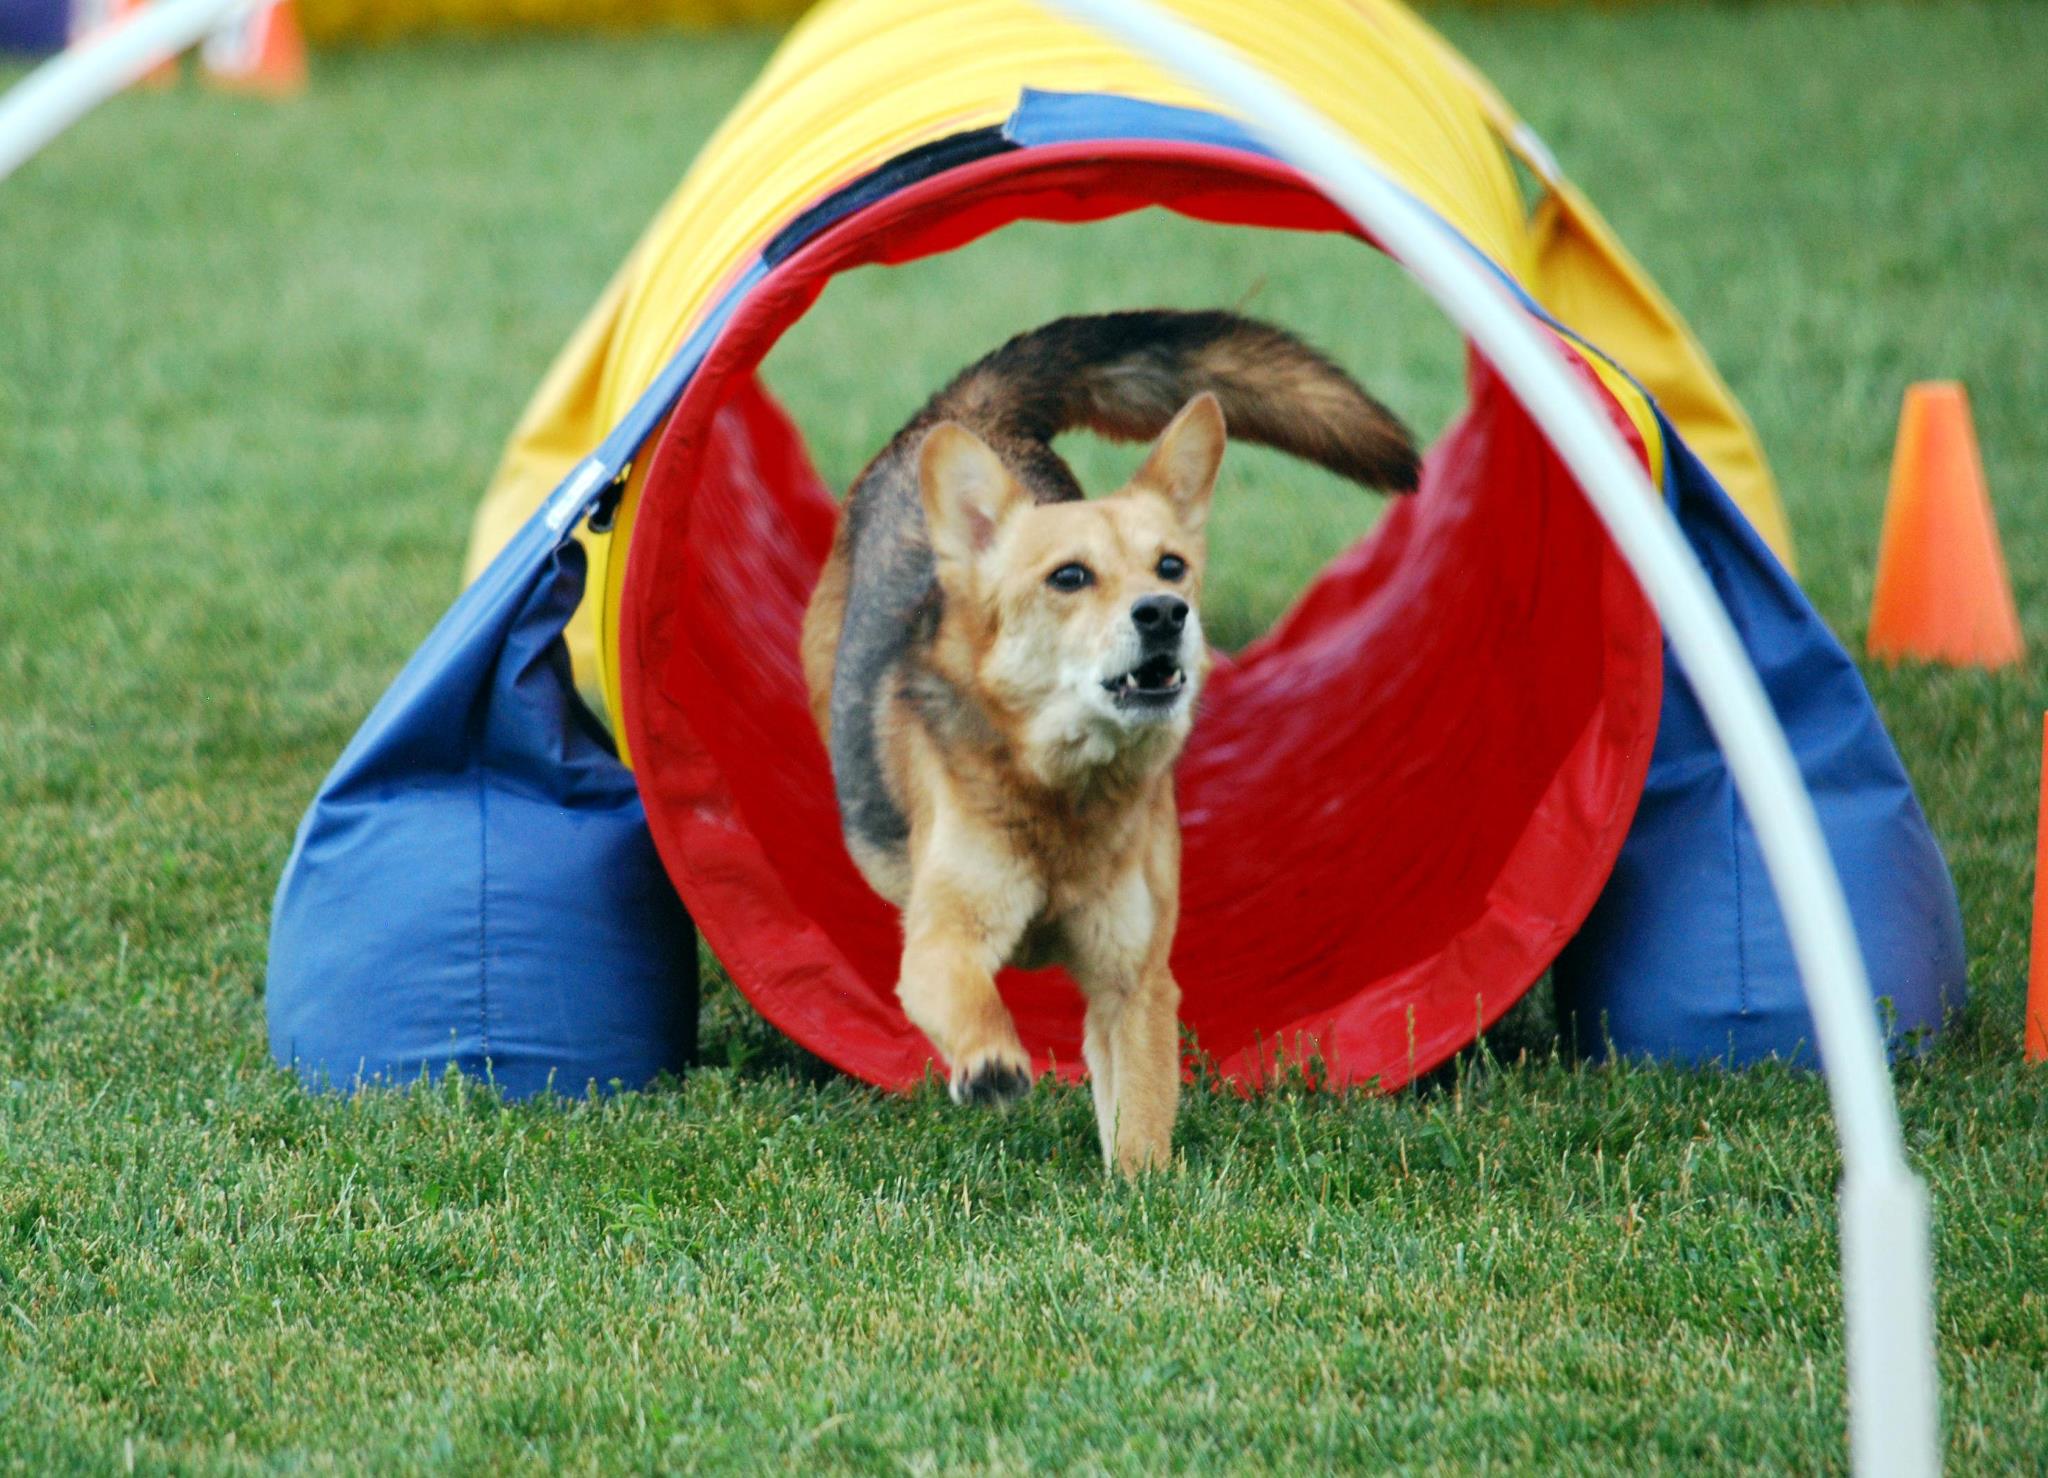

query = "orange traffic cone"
[2030, 714, 2048, 1063]
[1867, 382, 2023, 668]
[200, 0, 308, 97]
[70, 0, 178, 88]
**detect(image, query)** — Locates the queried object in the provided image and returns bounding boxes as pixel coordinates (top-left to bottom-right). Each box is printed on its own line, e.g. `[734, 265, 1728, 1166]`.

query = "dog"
[800, 310, 1418, 1173]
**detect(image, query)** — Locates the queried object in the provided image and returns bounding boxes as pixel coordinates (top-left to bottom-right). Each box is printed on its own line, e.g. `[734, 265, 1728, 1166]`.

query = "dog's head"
[920, 392, 1224, 785]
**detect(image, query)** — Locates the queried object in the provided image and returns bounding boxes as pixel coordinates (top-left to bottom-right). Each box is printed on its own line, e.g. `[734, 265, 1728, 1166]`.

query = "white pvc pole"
[0, 0, 257, 183]
[1034, 3, 1938, 1473]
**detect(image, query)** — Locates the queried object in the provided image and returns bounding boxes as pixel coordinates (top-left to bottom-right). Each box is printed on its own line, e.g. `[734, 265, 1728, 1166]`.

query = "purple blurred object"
[1, 0, 73, 54]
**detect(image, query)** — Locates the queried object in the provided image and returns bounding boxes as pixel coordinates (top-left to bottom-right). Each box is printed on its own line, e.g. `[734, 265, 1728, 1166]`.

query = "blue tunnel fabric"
[266, 506, 698, 1097]
[1551, 421, 1967, 1064]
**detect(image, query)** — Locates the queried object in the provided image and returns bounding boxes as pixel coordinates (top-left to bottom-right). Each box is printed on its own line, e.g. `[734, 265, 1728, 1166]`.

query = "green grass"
[3, 3, 2046, 1469]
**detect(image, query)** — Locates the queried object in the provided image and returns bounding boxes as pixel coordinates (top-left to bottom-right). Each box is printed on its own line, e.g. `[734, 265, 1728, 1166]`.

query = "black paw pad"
[953, 1059, 1031, 1107]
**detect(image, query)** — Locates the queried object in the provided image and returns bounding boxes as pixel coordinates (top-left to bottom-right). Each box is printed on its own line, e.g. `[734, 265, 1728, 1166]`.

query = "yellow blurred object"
[461, 0, 1797, 742]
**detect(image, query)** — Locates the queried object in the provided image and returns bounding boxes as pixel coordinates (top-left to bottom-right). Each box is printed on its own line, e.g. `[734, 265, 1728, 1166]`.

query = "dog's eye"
[1156, 554, 1188, 582]
[1046, 563, 1094, 592]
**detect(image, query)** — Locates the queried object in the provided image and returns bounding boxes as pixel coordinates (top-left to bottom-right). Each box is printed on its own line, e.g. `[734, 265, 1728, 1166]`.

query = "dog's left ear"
[921, 422, 1026, 575]
[1134, 392, 1226, 535]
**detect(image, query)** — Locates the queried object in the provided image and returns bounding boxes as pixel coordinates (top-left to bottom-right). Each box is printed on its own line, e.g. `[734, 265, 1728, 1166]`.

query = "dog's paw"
[1110, 1132, 1175, 1178]
[949, 1049, 1034, 1107]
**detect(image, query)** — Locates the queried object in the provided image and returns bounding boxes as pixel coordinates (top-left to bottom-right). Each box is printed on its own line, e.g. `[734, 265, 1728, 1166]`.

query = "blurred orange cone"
[1868, 382, 2023, 668]
[200, 0, 307, 97]
[2030, 715, 2048, 1063]
[71, 0, 178, 88]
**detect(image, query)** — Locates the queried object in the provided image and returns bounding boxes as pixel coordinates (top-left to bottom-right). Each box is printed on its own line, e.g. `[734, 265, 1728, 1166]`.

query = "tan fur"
[805, 397, 1228, 1175]
[799, 529, 849, 740]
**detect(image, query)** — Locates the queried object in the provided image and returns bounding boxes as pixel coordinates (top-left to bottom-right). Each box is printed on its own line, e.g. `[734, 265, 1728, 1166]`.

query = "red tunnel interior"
[618, 143, 1665, 1092]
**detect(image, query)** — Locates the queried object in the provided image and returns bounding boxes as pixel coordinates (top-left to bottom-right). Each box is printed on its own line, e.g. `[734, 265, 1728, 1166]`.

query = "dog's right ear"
[920, 422, 1024, 575]
[1134, 392, 1226, 536]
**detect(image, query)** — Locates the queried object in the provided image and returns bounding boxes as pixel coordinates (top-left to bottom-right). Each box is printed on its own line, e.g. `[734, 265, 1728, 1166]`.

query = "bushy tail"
[929, 309, 1420, 492]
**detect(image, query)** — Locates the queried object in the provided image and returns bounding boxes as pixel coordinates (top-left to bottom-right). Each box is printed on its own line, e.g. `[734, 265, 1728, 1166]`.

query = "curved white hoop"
[1034, 3, 1938, 1473]
[0, 0, 255, 182]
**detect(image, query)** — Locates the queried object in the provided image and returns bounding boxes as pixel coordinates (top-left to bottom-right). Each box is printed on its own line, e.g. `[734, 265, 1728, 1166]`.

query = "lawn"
[3, 2, 2046, 1470]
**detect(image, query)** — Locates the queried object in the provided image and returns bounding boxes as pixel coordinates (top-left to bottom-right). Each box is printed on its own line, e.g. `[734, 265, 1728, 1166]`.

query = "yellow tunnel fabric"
[463, 0, 1795, 719]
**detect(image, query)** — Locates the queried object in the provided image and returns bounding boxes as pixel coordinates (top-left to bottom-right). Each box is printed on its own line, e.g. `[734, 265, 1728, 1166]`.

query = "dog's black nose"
[1131, 594, 1188, 637]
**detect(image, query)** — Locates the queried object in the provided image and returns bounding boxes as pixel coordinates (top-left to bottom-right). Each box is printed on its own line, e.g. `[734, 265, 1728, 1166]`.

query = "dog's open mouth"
[1103, 652, 1187, 708]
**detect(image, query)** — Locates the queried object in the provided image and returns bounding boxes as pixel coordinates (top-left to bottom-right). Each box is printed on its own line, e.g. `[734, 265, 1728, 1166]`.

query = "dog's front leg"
[1080, 968, 1181, 1176]
[899, 848, 1041, 1107]
[1068, 871, 1182, 1176]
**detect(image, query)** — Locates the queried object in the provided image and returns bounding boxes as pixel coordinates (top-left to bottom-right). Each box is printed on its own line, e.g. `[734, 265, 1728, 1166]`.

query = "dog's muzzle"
[1103, 595, 1191, 711]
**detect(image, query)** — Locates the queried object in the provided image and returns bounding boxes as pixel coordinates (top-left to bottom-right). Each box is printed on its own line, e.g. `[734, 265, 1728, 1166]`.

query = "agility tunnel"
[267, 0, 1965, 1098]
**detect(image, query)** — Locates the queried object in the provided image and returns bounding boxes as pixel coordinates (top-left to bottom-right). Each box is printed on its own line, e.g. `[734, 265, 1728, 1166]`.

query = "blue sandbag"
[1552, 423, 1966, 1066]
[267, 515, 697, 1098]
